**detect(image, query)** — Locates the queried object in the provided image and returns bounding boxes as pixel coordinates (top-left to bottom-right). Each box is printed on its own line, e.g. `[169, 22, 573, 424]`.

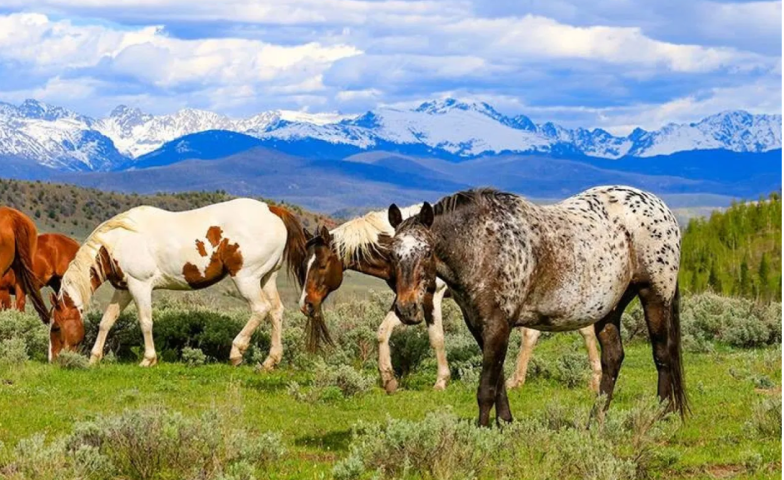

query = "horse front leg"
[90, 289, 132, 365]
[506, 327, 541, 389]
[377, 309, 402, 393]
[470, 313, 512, 427]
[427, 285, 450, 390]
[578, 325, 602, 393]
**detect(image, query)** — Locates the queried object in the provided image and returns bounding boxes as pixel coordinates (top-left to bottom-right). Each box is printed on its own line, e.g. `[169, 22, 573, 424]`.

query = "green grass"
[0, 338, 779, 479]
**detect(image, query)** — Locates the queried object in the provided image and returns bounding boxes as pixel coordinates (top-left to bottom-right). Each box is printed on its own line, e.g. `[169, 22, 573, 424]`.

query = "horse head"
[388, 202, 437, 326]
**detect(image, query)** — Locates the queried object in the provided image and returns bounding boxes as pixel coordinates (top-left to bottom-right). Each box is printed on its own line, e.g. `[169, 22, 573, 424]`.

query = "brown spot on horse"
[206, 226, 223, 247]
[90, 246, 127, 291]
[183, 227, 244, 288]
[195, 239, 208, 257]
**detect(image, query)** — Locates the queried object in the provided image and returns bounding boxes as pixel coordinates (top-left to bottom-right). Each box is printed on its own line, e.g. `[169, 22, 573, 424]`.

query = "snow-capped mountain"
[0, 98, 780, 173]
[0, 100, 124, 171]
[256, 99, 781, 159]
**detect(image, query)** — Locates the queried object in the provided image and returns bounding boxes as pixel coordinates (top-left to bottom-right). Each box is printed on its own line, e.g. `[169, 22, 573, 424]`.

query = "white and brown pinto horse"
[299, 205, 601, 393]
[388, 187, 686, 426]
[48, 199, 307, 367]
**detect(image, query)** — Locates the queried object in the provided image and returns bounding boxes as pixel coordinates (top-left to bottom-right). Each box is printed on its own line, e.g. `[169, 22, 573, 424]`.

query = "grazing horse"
[299, 206, 602, 393]
[0, 233, 79, 310]
[388, 187, 686, 426]
[0, 207, 48, 322]
[48, 199, 307, 366]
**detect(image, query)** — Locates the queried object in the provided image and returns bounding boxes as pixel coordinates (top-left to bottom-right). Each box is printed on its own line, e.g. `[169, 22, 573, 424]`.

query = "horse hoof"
[139, 357, 158, 367]
[505, 378, 523, 390]
[230, 356, 243, 366]
[259, 360, 276, 372]
[433, 379, 449, 391]
[89, 355, 101, 366]
[384, 378, 398, 394]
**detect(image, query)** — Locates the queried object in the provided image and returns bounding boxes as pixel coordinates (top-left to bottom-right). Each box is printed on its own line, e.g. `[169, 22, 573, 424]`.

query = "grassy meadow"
[0, 288, 780, 480]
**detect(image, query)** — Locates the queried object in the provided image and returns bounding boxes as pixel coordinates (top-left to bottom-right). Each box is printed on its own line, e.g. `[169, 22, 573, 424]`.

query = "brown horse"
[0, 207, 49, 322]
[0, 233, 80, 311]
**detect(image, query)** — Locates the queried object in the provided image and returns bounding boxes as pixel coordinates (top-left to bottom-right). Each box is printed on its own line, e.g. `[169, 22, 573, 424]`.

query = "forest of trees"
[680, 192, 781, 302]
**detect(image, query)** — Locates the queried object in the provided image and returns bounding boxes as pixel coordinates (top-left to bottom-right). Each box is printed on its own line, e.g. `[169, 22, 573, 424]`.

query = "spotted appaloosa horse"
[388, 187, 686, 426]
[299, 206, 602, 393]
[0, 233, 79, 311]
[48, 199, 307, 366]
[0, 207, 48, 322]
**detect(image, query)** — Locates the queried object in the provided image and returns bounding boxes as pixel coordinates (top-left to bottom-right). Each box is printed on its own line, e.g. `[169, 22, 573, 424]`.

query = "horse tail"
[268, 204, 333, 352]
[268, 205, 308, 287]
[12, 216, 48, 323]
[668, 282, 689, 418]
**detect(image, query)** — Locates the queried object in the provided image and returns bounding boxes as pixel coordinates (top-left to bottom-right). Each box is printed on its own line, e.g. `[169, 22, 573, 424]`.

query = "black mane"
[432, 188, 516, 215]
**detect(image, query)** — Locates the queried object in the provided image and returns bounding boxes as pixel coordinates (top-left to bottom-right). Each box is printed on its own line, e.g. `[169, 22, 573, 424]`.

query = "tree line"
[680, 193, 781, 302]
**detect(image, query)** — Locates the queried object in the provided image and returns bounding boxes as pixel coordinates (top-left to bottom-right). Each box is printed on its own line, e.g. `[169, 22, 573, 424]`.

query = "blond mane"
[60, 210, 140, 308]
[331, 204, 422, 264]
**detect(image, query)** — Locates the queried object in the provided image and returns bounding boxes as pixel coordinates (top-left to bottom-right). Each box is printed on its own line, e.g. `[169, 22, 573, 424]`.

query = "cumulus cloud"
[0, 2, 779, 129]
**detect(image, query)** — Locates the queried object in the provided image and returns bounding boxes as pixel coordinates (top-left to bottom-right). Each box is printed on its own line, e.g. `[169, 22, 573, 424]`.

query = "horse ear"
[388, 204, 403, 229]
[419, 202, 434, 228]
[319, 225, 331, 245]
[303, 227, 313, 241]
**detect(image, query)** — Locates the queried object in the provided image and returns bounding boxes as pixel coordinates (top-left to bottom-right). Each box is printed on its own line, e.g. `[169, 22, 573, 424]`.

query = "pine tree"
[708, 262, 723, 294]
[758, 253, 770, 300]
[739, 255, 750, 297]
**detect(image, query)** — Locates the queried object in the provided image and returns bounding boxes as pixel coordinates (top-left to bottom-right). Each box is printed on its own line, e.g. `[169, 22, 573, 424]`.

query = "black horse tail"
[668, 283, 689, 418]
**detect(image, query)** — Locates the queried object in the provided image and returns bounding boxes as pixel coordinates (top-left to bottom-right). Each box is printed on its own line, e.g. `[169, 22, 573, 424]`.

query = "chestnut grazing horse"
[0, 233, 79, 310]
[299, 206, 601, 393]
[0, 207, 48, 322]
[388, 187, 686, 426]
[48, 199, 307, 366]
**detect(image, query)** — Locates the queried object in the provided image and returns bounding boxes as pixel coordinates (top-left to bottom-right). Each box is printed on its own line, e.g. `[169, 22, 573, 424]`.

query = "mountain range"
[0, 98, 780, 214]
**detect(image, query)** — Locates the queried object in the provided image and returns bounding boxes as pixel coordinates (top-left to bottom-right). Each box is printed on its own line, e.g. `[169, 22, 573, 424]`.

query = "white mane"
[331, 204, 422, 264]
[60, 210, 140, 308]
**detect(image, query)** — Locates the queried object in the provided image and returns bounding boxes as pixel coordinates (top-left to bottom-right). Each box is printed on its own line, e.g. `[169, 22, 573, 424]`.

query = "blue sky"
[0, 0, 780, 134]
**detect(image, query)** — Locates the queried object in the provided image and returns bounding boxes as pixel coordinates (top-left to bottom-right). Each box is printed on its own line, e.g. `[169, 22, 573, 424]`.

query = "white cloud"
[0, 13, 361, 88]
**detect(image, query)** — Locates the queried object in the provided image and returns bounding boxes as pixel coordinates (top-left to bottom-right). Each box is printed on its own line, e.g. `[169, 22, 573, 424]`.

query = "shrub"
[556, 352, 587, 389]
[680, 293, 780, 348]
[333, 398, 677, 480]
[0, 337, 28, 365]
[181, 347, 207, 367]
[289, 363, 375, 402]
[55, 350, 89, 369]
[749, 396, 782, 438]
[0, 310, 48, 362]
[0, 406, 283, 480]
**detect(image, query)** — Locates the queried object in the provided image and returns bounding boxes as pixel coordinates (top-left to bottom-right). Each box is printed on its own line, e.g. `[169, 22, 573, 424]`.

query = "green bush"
[0, 406, 284, 480]
[681, 293, 780, 348]
[55, 350, 89, 370]
[556, 352, 587, 389]
[333, 398, 677, 480]
[0, 310, 48, 362]
[181, 347, 207, 367]
[0, 338, 28, 365]
[288, 363, 376, 403]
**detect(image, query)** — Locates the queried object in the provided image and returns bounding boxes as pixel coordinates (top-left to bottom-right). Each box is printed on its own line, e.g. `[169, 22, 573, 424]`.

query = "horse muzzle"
[394, 300, 424, 325]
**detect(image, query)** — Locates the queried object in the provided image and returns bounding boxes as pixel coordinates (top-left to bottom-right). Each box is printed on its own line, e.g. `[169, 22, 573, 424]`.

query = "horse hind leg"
[13, 283, 25, 312]
[594, 287, 637, 408]
[230, 275, 272, 367]
[260, 273, 284, 371]
[638, 284, 688, 417]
